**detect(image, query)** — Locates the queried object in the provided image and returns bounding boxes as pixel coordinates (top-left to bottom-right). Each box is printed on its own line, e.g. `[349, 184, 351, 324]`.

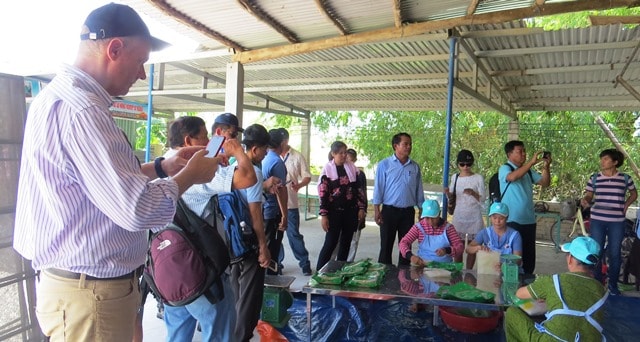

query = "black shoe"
[303, 267, 313, 276]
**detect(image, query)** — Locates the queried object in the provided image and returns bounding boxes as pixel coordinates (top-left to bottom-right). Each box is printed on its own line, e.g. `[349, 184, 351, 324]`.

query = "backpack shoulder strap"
[500, 163, 514, 199]
[590, 172, 598, 194]
[453, 173, 459, 193]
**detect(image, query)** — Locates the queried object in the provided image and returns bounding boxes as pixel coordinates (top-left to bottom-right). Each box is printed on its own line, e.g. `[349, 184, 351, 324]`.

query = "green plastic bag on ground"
[437, 281, 496, 303]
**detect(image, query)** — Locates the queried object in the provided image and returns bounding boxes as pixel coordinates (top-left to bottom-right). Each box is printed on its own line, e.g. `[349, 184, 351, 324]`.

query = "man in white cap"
[505, 236, 608, 341]
[13, 3, 219, 341]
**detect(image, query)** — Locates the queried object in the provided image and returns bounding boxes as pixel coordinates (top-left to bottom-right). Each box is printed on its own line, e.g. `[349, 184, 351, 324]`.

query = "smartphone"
[205, 136, 225, 158]
[543, 151, 551, 159]
[268, 259, 278, 273]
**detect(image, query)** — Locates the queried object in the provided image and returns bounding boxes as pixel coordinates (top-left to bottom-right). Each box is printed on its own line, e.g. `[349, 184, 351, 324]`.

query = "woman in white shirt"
[444, 150, 486, 269]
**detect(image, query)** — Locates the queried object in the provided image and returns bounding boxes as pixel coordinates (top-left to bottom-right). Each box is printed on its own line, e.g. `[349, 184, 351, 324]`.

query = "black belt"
[385, 205, 414, 211]
[45, 268, 139, 281]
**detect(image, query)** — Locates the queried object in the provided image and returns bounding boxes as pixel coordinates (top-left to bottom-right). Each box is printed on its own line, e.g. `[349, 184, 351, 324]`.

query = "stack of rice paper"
[310, 259, 387, 288]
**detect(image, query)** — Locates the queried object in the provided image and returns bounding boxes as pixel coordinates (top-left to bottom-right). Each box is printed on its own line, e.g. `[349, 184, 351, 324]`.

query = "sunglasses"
[458, 162, 473, 167]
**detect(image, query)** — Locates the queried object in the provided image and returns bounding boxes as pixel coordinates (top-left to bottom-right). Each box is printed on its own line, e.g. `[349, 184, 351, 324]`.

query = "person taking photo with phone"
[498, 140, 551, 275]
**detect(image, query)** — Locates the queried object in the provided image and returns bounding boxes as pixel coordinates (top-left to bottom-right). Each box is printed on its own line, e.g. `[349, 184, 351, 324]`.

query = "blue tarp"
[273, 293, 640, 341]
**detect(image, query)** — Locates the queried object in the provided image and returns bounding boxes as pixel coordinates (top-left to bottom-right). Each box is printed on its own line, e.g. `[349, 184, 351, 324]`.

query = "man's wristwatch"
[154, 157, 168, 178]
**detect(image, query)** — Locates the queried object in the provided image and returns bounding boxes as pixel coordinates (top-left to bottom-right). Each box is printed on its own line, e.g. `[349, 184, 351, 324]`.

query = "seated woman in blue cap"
[399, 199, 464, 266]
[466, 202, 522, 272]
[505, 237, 607, 341]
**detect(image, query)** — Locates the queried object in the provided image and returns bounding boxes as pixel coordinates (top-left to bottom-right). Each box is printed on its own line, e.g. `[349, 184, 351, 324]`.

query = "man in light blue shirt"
[373, 132, 424, 266]
[499, 140, 550, 274]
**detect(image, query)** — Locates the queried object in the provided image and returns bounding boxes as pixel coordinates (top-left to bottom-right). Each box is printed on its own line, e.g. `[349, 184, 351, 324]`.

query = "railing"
[301, 181, 444, 221]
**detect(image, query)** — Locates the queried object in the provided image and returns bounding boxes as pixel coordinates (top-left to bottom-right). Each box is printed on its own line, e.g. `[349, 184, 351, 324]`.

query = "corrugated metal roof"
[114, 0, 640, 116]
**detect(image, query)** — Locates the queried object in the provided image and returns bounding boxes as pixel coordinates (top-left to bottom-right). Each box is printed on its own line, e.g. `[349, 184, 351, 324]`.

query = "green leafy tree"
[135, 118, 167, 150]
[311, 110, 640, 201]
[529, 7, 640, 30]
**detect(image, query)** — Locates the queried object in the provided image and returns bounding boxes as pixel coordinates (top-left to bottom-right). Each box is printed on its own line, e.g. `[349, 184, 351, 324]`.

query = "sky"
[0, 0, 197, 76]
[0, 1, 336, 168]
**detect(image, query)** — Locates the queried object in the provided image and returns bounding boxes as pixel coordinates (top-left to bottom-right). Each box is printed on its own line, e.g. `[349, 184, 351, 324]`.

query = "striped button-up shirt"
[13, 64, 179, 278]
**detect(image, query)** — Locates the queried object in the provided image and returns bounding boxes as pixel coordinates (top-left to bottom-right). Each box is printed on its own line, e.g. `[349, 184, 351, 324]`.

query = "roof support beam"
[516, 105, 640, 111]
[163, 61, 311, 116]
[454, 82, 516, 119]
[148, 94, 308, 118]
[615, 76, 640, 102]
[467, 0, 480, 16]
[490, 62, 640, 77]
[476, 40, 639, 58]
[590, 15, 640, 25]
[314, 0, 347, 35]
[237, 0, 299, 43]
[614, 39, 640, 88]
[501, 81, 640, 92]
[453, 28, 516, 118]
[234, 0, 640, 64]
[247, 92, 310, 116]
[149, 0, 245, 51]
[515, 95, 640, 104]
[392, 0, 402, 28]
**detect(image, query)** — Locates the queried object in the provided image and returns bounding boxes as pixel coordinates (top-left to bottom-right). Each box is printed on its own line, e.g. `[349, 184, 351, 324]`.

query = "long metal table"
[302, 260, 512, 340]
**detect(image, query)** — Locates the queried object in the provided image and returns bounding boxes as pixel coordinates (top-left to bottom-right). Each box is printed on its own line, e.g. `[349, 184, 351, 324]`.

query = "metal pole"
[145, 64, 155, 163]
[442, 35, 457, 219]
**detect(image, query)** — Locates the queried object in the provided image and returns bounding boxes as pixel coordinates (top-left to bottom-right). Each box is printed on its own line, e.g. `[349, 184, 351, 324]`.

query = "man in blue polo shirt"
[262, 128, 288, 275]
[373, 132, 424, 266]
[499, 140, 551, 274]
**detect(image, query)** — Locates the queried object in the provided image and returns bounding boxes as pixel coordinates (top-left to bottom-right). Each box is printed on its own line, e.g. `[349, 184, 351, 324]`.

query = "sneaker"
[302, 267, 313, 276]
[608, 285, 621, 296]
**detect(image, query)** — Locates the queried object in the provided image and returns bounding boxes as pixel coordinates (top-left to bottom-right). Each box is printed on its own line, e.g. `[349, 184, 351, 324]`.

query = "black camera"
[543, 151, 551, 159]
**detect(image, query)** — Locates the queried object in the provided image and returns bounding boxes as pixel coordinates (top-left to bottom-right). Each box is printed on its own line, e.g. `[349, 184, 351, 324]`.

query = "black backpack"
[143, 198, 230, 306]
[489, 163, 533, 203]
[212, 190, 258, 264]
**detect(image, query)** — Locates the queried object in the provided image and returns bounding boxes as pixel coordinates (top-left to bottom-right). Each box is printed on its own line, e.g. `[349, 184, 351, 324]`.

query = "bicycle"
[548, 206, 589, 248]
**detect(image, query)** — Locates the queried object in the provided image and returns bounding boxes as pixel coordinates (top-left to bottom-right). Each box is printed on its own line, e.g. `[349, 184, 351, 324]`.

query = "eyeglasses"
[458, 163, 473, 167]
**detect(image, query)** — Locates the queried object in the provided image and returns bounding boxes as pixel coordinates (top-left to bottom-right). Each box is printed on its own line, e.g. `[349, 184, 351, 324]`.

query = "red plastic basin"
[439, 306, 502, 334]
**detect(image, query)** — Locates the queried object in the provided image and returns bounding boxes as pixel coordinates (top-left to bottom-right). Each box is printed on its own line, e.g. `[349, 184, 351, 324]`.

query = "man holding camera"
[499, 140, 551, 274]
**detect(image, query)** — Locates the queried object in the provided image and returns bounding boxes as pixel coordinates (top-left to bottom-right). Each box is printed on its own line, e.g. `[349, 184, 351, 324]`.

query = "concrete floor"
[139, 216, 588, 341]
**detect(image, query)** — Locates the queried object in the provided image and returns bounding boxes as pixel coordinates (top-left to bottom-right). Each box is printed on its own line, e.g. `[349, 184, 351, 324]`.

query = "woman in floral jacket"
[316, 141, 367, 270]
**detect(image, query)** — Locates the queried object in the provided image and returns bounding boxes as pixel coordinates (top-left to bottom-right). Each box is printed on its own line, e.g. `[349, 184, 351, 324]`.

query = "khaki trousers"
[36, 270, 140, 342]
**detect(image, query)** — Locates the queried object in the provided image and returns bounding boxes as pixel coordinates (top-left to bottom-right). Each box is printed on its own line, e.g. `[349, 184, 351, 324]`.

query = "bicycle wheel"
[549, 219, 569, 247]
